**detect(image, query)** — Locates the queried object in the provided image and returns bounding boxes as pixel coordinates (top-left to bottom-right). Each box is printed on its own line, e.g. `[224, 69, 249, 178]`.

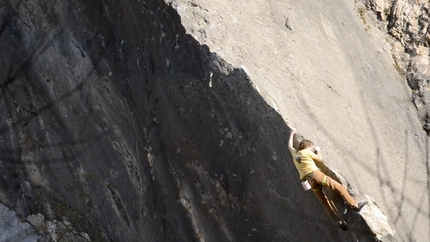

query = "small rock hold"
[226, 132, 233, 139]
[26, 213, 46, 231]
[285, 18, 292, 31]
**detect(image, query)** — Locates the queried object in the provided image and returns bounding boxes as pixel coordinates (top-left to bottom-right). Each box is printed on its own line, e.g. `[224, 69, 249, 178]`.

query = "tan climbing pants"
[306, 170, 357, 221]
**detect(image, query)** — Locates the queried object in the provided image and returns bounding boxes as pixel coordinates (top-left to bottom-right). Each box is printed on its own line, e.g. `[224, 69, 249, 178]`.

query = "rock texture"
[363, 0, 430, 133]
[0, 0, 428, 242]
[0, 203, 42, 242]
[166, 0, 429, 241]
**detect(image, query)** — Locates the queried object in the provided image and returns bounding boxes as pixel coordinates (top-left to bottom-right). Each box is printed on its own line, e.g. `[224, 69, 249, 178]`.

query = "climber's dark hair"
[298, 139, 313, 151]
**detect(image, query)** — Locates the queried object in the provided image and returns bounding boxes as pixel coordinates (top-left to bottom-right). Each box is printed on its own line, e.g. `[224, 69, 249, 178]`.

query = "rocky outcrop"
[363, 0, 430, 132]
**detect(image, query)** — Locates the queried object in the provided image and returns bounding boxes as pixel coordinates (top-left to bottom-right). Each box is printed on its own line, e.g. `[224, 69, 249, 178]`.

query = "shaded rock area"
[0, 0, 426, 242]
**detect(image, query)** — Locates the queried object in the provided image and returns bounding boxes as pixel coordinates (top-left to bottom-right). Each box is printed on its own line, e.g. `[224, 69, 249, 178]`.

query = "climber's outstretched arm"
[288, 130, 296, 154]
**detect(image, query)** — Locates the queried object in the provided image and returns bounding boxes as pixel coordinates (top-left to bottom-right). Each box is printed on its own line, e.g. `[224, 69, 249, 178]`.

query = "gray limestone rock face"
[0, 0, 427, 242]
[0, 203, 43, 242]
[363, 0, 430, 133]
[169, 0, 430, 241]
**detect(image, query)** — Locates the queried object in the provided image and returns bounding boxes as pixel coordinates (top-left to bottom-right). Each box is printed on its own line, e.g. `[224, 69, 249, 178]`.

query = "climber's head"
[298, 139, 313, 151]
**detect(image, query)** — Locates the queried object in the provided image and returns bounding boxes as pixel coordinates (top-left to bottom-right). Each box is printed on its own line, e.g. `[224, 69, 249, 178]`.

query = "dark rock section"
[0, 0, 383, 241]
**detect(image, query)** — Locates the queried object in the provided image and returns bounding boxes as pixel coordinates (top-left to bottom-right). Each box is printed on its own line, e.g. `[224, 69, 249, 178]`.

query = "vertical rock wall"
[166, 0, 429, 241]
[0, 0, 425, 241]
[0, 0, 379, 241]
[364, 0, 430, 132]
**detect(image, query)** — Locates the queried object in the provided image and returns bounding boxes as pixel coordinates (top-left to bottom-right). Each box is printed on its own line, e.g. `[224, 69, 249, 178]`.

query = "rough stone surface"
[168, 0, 429, 241]
[0, 203, 43, 242]
[363, 0, 430, 133]
[25, 212, 91, 242]
[0, 0, 428, 242]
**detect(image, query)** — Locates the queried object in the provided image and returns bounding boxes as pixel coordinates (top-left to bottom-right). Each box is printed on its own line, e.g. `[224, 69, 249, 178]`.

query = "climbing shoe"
[352, 201, 369, 212]
[337, 220, 348, 231]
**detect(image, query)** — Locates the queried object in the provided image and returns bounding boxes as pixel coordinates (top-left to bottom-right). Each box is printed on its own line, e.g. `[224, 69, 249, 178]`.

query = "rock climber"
[288, 129, 368, 230]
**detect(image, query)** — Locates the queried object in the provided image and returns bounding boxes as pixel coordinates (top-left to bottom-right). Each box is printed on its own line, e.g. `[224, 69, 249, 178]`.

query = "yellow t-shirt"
[293, 149, 320, 180]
